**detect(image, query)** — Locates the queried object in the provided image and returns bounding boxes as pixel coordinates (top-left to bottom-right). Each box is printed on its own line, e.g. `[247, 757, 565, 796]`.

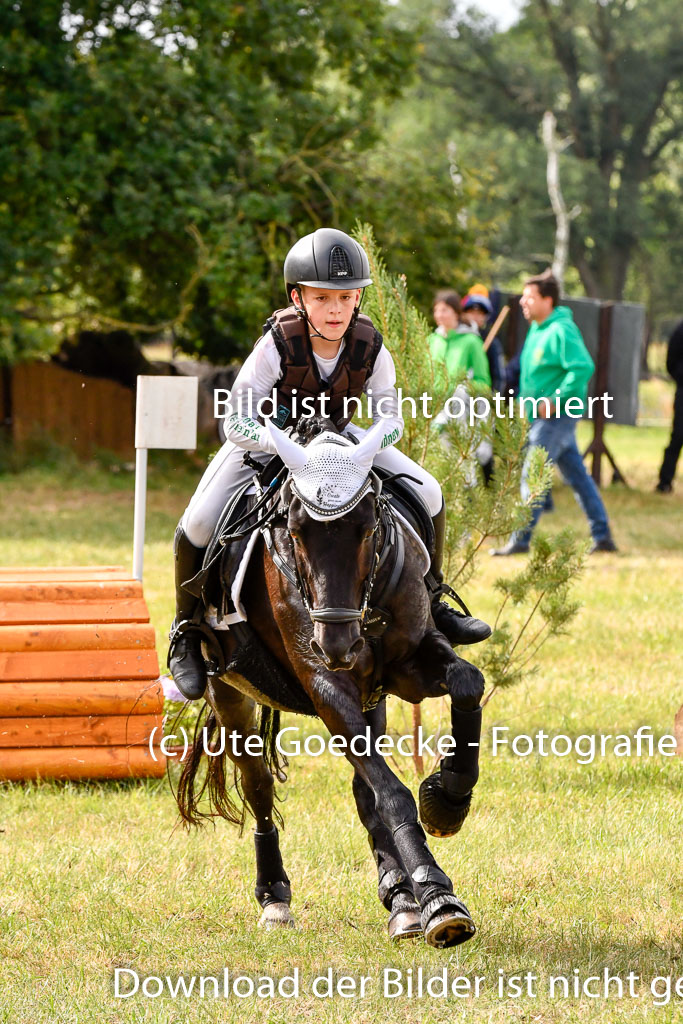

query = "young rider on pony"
[168, 229, 491, 700]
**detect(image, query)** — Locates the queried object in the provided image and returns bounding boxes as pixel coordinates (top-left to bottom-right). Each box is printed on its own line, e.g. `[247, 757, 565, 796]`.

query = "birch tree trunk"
[542, 110, 578, 293]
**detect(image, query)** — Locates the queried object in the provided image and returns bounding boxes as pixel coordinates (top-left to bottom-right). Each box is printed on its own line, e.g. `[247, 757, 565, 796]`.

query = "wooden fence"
[3, 361, 135, 458]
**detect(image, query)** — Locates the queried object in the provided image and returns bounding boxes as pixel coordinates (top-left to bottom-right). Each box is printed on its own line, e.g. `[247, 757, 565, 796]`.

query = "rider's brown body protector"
[263, 306, 383, 431]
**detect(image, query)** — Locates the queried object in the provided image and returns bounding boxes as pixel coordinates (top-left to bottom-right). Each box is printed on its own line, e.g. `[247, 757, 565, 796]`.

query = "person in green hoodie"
[429, 290, 491, 390]
[492, 272, 617, 555]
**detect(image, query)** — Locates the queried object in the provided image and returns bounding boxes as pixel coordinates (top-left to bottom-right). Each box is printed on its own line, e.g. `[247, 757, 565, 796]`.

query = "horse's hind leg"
[352, 704, 421, 941]
[208, 677, 294, 930]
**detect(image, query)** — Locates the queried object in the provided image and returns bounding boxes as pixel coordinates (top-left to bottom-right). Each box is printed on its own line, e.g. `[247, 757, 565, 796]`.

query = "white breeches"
[344, 424, 442, 518]
[182, 429, 443, 548]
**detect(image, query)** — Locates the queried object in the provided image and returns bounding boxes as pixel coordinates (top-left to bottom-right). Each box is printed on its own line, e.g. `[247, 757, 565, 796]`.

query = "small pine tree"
[355, 222, 585, 716]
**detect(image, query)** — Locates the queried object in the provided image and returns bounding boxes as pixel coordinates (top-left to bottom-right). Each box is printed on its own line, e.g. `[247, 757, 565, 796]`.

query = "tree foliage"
[0, 0, 416, 363]
[419, 0, 683, 304]
[356, 222, 584, 708]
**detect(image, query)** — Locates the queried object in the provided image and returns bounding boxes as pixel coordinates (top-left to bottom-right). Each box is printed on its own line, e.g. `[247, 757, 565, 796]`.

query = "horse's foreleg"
[311, 673, 475, 949]
[352, 704, 421, 941]
[208, 679, 294, 930]
[394, 629, 485, 840]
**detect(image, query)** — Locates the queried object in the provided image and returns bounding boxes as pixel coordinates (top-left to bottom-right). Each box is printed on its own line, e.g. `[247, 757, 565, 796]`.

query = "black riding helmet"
[283, 228, 372, 302]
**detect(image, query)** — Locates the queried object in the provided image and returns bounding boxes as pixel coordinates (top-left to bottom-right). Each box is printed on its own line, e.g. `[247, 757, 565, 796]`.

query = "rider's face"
[293, 286, 361, 343]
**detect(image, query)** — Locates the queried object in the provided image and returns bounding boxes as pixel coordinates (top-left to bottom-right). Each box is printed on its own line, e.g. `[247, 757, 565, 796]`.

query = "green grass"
[1, 404, 682, 1023]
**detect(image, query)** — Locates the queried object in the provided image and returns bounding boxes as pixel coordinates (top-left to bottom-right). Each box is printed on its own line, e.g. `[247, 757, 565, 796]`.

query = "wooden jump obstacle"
[0, 566, 165, 781]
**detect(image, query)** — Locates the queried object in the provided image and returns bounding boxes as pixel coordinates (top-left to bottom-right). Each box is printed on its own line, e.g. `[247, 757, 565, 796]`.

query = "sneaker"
[589, 537, 618, 554]
[490, 539, 530, 556]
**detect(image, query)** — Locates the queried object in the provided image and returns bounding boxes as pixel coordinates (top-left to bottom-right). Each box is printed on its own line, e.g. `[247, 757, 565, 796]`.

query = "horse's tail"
[259, 706, 289, 783]
[174, 703, 286, 833]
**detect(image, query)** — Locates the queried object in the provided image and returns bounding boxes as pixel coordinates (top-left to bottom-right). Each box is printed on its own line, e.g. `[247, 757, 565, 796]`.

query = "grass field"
[1, 395, 682, 1023]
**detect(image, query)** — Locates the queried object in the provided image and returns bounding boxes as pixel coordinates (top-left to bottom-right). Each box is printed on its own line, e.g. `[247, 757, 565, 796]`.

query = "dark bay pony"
[176, 417, 484, 948]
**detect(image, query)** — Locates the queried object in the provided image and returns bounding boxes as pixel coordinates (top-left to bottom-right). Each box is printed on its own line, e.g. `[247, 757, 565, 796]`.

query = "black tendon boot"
[167, 525, 208, 701]
[427, 503, 491, 646]
[368, 830, 422, 940]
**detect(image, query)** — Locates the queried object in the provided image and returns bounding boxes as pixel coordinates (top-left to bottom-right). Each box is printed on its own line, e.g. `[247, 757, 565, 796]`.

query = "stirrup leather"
[425, 573, 472, 617]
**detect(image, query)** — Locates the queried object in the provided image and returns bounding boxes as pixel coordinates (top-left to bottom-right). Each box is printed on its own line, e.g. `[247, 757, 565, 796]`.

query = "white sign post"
[133, 375, 199, 581]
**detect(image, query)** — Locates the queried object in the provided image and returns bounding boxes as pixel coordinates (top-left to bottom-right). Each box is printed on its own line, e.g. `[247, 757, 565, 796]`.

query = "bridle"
[261, 472, 386, 630]
[259, 461, 409, 705]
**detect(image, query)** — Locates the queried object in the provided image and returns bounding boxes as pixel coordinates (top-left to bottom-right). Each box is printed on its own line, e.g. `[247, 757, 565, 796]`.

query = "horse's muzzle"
[310, 634, 365, 671]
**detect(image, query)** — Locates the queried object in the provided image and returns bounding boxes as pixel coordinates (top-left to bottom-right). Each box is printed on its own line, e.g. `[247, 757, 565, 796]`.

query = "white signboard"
[135, 375, 198, 450]
[133, 375, 199, 580]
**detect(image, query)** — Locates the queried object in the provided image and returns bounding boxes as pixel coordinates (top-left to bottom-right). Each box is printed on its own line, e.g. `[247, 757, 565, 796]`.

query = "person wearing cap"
[461, 291, 505, 395]
[168, 230, 491, 700]
[428, 290, 491, 390]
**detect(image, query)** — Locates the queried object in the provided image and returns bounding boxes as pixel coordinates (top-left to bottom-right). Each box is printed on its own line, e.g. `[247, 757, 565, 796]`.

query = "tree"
[357, 223, 584, 765]
[0, 1, 415, 363]
[421, 0, 683, 301]
[345, 100, 493, 310]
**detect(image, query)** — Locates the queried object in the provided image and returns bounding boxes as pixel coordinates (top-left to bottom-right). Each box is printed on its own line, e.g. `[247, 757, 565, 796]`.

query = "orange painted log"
[0, 599, 150, 625]
[0, 714, 161, 748]
[0, 623, 156, 652]
[0, 648, 159, 682]
[0, 681, 164, 717]
[0, 566, 129, 580]
[0, 580, 143, 601]
[0, 745, 167, 781]
[0, 565, 168, 782]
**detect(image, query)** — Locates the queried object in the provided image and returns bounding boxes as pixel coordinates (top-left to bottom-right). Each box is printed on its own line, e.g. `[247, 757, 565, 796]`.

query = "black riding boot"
[167, 525, 208, 701]
[428, 503, 491, 646]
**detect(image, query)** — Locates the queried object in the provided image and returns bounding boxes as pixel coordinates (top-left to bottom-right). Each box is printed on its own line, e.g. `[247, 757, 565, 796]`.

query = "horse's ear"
[350, 422, 385, 471]
[265, 419, 308, 471]
[370, 471, 382, 498]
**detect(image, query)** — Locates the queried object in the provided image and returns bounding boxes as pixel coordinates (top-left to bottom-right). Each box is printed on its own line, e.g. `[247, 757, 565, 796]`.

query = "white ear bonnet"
[266, 424, 381, 521]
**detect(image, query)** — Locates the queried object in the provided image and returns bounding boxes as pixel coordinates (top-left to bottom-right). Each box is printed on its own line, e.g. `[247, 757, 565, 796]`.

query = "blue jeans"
[515, 417, 611, 547]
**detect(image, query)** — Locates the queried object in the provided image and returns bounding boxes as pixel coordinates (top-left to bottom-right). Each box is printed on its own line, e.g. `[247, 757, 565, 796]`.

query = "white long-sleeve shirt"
[223, 329, 404, 454]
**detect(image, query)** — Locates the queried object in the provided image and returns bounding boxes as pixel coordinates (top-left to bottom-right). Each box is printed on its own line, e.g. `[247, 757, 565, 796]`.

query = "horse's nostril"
[310, 639, 329, 665]
[348, 638, 365, 658]
[310, 636, 364, 669]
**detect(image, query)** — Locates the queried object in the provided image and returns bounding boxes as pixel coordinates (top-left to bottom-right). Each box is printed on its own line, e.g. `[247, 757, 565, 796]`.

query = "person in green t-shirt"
[428, 290, 491, 390]
[492, 272, 617, 556]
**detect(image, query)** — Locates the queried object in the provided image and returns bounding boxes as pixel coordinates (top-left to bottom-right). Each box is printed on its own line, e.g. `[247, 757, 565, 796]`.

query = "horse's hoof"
[419, 772, 471, 838]
[388, 907, 422, 941]
[422, 895, 476, 949]
[258, 902, 296, 930]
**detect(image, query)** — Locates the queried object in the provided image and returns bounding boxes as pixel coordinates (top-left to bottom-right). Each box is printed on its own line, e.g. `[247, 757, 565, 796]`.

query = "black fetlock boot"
[167, 525, 208, 701]
[427, 503, 491, 646]
[419, 705, 482, 838]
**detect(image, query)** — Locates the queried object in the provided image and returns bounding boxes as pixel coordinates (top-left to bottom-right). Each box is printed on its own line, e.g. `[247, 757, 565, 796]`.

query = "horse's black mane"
[295, 415, 339, 445]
